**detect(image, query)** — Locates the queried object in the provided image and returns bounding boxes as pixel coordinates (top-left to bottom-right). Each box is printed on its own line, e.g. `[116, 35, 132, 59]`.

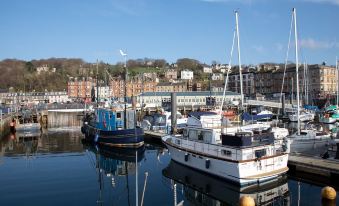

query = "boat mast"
[96, 60, 99, 108]
[235, 11, 244, 110]
[336, 56, 338, 106]
[124, 53, 128, 130]
[293, 8, 301, 135]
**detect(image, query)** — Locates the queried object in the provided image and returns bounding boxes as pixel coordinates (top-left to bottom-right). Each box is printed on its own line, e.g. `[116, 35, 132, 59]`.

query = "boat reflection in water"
[82, 141, 145, 205]
[0, 132, 41, 158]
[163, 160, 290, 206]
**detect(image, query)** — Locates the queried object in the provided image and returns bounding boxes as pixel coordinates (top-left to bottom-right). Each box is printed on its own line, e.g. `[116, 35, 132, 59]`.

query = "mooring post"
[171, 92, 177, 134]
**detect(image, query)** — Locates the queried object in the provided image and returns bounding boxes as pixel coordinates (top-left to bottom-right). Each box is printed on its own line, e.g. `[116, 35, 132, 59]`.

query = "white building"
[138, 91, 241, 108]
[47, 91, 69, 103]
[95, 86, 111, 100]
[180, 70, 194, 80]
[211, 73, 224, 81]
[36, 65, 56, 74]
[36, 65, 49, 74]
[203, 67, 212, 73]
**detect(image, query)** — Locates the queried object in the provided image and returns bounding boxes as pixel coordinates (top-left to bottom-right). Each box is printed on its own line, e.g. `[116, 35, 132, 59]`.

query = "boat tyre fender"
[184, 153, 189, 162]
[205, 159, 210, 169]
[94, 133, 99, 143]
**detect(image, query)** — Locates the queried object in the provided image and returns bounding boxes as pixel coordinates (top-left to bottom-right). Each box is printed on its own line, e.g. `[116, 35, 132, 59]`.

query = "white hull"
[288, 113, 314, 122]
[319, 117, 336, 124]
[285, 130, 331, 153]
[163, 135, 288, 186]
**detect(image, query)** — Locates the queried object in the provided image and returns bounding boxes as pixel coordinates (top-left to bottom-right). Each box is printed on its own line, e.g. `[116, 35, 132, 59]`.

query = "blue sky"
[0, 0, 338, 65]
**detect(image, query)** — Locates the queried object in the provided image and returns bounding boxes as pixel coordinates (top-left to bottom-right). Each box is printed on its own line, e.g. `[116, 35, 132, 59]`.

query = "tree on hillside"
[176, 58, 201, 71]
[154, 59, 167, 68]
[25, 62, 35, 72]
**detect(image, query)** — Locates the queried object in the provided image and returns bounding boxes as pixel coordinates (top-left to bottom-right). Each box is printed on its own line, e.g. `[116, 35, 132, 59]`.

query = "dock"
[288, 154, 339, 184]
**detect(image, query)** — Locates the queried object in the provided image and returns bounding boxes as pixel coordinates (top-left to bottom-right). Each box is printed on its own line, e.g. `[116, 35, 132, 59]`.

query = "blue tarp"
[304, 105, 320, 112]
[241, 112, 272, 121]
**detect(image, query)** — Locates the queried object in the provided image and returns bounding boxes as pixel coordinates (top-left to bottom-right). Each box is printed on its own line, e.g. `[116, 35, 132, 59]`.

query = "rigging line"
[278, 11, 294, 117]
[220, 28, 236, 114]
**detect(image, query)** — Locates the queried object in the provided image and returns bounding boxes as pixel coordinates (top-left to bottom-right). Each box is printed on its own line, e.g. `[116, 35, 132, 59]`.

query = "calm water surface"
[0, 113, 338, 206]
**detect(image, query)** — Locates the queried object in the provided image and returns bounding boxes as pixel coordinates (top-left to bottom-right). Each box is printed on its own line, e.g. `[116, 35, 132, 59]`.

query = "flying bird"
[119, 49, 127, 56]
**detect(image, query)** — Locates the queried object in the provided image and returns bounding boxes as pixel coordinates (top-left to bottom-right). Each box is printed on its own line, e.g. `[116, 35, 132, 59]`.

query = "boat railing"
[173, 135, 281, 161]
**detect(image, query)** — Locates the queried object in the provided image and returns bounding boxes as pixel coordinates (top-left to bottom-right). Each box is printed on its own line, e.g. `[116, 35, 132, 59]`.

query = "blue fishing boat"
[82, 59, 144, 148]
[81, 108, 144, 148]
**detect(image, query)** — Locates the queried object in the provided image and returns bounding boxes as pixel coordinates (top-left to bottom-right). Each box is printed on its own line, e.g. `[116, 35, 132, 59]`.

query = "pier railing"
[246, 100, 293, 109]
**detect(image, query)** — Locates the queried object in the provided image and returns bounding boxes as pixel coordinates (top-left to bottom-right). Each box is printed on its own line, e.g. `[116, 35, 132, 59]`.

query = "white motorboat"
[288, 110, 314, 122]
[162, 126, 289, 186]
[285, 129, 331, 154]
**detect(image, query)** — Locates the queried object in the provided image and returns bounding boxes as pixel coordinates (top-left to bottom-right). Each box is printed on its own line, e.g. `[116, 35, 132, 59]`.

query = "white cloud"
[200, 0, 339, 5]
[275, 43, 284, 51]
[302, 0, 339, 6]
[109, 0, 146, 16]
[299, 38, 339, 49]
[199, 0, 254, 3]
[252, 45, 264, 52]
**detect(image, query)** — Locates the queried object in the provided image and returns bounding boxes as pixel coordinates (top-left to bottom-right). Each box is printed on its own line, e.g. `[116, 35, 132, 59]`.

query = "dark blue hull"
[81, 124, 144, 148]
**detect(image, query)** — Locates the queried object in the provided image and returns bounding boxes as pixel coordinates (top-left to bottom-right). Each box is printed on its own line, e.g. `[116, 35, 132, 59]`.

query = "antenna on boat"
[293, 8, 301, 135]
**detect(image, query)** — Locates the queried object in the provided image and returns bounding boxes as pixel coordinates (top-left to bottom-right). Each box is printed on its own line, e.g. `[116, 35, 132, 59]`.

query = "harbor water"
[0, 112, 338, 206]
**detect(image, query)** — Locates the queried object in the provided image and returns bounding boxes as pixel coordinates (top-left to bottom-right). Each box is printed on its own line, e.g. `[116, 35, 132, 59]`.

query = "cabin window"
[175, 139, 181, 145]
[255, 149, 266, 159]
[198, 131, 203, 141]
[189, 130, 198, 140]
[221, 150, 232, 156]
[117, 113, 122, 119]
[203, 131, 212, 143]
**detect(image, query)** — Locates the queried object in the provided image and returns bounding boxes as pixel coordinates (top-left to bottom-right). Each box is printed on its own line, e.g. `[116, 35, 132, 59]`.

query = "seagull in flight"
[119, 49, 127, 56]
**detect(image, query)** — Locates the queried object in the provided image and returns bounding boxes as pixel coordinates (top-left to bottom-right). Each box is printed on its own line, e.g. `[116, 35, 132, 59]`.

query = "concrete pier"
[288, 154, 339, 183]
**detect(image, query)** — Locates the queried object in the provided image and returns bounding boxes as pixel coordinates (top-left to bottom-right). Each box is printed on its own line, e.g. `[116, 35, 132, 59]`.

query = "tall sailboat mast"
[96, 60, 99, 108]
[235, 11, 244, 110]
[119, 50, 128, 130]
[336, 56, 338, 106]
[293, 8, 301, 135]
